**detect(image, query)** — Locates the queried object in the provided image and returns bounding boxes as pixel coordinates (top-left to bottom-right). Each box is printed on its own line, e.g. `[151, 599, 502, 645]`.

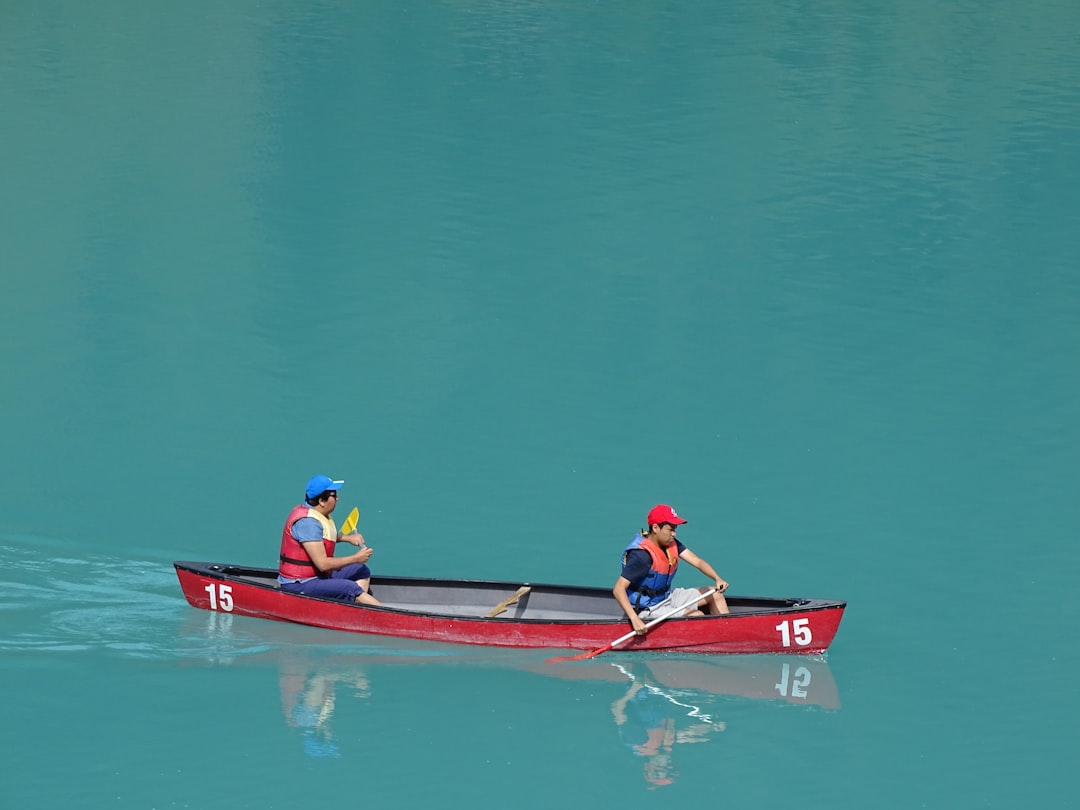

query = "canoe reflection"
[183, 612, 839, 770]
[538, 656, 838, 788]
[533, 655, 838, 708]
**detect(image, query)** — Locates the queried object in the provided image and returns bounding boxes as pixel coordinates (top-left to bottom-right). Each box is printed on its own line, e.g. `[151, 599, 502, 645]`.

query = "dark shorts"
[281, 563, 371, 602]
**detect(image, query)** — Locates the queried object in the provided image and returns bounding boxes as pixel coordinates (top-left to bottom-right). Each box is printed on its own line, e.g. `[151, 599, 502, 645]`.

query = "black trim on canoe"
[174, 560, 846, 624]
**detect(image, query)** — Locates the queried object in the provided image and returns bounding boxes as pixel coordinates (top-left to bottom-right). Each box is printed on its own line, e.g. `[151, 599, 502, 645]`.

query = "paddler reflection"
[603, 656, 838, 787]
[278, 654, 371, 758]
[610, 662, 726, 788]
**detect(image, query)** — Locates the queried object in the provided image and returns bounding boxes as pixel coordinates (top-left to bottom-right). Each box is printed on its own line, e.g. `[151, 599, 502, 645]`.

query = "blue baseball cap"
[305, 475, 344, 499]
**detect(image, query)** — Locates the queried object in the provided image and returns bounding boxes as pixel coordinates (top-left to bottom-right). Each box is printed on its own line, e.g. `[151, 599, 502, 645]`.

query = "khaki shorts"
[638, 587, 705, 620]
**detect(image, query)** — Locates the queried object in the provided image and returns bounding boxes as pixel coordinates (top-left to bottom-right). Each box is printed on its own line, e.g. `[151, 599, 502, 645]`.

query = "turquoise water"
[3, 2, 1079, 806]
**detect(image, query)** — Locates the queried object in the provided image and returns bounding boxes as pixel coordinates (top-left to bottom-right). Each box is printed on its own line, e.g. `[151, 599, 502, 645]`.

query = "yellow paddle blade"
[340, 507, 359, 535]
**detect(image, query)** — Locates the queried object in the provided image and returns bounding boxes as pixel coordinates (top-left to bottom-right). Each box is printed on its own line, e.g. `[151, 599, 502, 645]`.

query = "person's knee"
[708, 599, 730, 615]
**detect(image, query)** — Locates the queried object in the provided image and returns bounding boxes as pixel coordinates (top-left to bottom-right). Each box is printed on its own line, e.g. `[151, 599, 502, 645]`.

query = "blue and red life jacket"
[622, 533, 679, 610]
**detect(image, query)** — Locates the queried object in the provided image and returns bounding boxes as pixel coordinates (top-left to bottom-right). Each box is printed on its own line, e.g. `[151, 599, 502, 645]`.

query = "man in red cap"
[613, 504, 729, 636]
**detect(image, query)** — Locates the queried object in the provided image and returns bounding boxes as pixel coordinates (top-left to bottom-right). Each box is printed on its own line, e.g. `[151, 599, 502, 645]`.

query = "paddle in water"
[545, 588, 717, 663]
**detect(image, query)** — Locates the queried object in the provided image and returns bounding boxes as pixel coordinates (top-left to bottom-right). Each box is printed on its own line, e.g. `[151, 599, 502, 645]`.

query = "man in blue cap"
[277, 475, 381, 605]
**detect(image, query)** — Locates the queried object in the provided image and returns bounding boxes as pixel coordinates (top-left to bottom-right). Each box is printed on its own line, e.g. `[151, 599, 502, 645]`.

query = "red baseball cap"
[647, 504, 687, 526]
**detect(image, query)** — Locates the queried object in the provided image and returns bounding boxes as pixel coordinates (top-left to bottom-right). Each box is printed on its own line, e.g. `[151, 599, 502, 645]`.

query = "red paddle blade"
[544, 646, 607, 664]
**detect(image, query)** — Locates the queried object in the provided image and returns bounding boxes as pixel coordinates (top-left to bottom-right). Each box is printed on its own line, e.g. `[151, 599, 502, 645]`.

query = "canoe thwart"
[485, 585, 531, 617]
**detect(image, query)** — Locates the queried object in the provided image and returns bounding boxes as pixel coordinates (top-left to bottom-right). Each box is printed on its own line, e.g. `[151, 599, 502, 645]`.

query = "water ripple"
[0, 541, 189, 659]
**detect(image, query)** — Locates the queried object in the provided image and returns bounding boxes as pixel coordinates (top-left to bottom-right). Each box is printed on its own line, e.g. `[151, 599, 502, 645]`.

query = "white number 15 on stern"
[776, 618, 812, 647]
[204, 583, 234, 612]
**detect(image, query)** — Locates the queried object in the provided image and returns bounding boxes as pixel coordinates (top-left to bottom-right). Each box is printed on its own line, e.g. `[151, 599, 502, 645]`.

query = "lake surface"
[3, 2, 1078, 807]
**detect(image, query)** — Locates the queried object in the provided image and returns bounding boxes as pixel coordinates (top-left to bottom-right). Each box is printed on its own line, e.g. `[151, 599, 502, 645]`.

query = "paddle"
[339, 507, 359, 537]
[545, 588, 718, 664]
[485, 585, 531, 618]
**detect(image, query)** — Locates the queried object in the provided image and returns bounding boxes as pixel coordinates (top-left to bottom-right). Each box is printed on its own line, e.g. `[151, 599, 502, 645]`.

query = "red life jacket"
[279, 504, 335, 580]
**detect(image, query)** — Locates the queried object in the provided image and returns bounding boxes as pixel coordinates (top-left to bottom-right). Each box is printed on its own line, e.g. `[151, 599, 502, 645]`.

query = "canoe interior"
[181, 562, 835, 623]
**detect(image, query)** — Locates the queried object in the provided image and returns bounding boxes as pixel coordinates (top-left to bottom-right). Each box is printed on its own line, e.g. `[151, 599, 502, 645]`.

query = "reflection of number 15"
[776, 618, 812, 647]
[775, 663, 811, 698]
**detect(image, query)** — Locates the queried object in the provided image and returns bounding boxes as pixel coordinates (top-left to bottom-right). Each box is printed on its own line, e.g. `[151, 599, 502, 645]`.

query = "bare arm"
[302, 539, 373, 574]
[678, 548, 728, 593]
[613, 576, 648, 635]
[337, 531, 366, 547]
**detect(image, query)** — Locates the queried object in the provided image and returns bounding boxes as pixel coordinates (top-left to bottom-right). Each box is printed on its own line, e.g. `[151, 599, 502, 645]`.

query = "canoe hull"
[174, 561, 845, 655]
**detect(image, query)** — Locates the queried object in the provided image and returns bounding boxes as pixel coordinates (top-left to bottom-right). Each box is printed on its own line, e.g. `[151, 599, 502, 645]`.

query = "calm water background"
[3, 1, 1078, 806]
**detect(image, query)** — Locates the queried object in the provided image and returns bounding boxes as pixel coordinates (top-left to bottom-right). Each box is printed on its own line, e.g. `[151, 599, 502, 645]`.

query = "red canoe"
[174, 561, 845, 655]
